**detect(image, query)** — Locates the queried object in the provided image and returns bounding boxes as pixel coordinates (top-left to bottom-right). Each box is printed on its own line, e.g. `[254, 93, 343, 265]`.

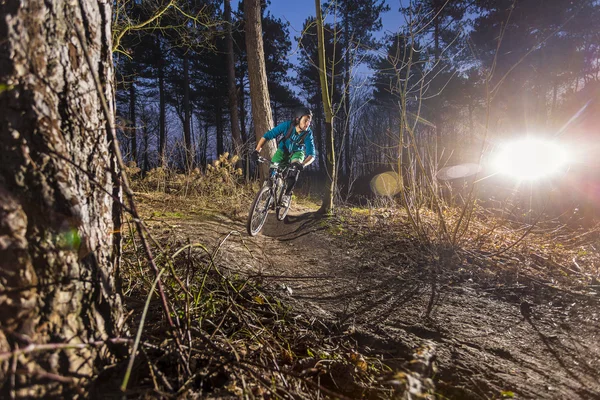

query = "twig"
[489, 217, 541, 257]
[142, 347, 174, 392]
[121, 267, 165, 392]
[0, 338, 132, 362]
[112, 0, 175, 54]
[522, 275, 598, 299]
[10, 344, 17, 400]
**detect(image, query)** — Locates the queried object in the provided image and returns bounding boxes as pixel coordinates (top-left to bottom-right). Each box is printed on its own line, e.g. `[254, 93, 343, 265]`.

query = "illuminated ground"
[134, 192, 600, 399]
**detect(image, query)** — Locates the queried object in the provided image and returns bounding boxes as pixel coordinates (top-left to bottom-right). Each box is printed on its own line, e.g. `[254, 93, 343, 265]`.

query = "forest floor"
[125, 190, 600, 399]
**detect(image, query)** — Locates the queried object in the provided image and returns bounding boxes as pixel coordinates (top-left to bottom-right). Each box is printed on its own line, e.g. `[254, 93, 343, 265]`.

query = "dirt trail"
[141, 195, 600, 399]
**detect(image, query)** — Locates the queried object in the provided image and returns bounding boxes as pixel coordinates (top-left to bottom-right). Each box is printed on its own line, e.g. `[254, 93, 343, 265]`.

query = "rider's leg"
[269, 149, 286, 178]
[285, 151, 305, 195]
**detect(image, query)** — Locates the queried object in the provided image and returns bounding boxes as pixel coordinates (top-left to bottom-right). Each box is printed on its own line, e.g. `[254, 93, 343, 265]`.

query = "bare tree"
[315, 0, 336, 214]
[0, 0, 123, 396]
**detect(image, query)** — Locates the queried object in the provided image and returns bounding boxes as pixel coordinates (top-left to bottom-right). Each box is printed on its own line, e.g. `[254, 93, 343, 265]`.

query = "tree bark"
[158, 38, 167, 167]
[183, 51, 192, 169]
[315, 103, 325, 170]
[0, 0, 123, 396]
[202, 121, 209, 166]
[239, 73, 248, 145]
[225, 0, 242, 165]
[343, 7, 351, 177]
[315, 0, 336, 214]
[129, 71, 137, 163]
[244, 0, 275, 176]
[143, 121, 150, 172]
[216, 89, 224, 157]
[239, 74, 250, 180]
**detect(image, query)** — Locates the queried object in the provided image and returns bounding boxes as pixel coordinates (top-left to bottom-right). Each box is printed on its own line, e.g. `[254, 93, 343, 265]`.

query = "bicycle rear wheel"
[247, 185, 272, 236]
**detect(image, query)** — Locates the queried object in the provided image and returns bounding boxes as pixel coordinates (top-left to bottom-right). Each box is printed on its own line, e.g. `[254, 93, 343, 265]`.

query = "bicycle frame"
[246, 156, 292, 236]
[260, 156, 290, 208]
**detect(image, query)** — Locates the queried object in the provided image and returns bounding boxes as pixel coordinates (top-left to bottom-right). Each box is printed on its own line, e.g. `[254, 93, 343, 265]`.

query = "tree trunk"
[158, 39, 167, 167]
[129, 73, 137, 163]
[216, 91, 224, 157]
[0, 0, 124, 396]
[343, 8, 351, 178]
[143, 122, 150, 173]
[273, 100, 279, 127]
[239, 74, 250, 180]
[183, 52, 192, 169]
[202, 122, 209, 165]
[315, 0, 336, 214]
[239, 73, 248, 145]
[432, 4, 441, 198]
[244, 0, 275, 177]
[225, 0, 242, 165]
[315, 102, 325, 170]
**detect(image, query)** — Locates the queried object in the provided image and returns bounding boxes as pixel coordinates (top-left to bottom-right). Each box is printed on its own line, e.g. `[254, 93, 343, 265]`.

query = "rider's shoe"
[281, 194, 291, 208]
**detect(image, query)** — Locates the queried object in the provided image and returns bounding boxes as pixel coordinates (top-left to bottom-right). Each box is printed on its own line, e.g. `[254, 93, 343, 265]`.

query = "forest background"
[115, 0, 600, 220]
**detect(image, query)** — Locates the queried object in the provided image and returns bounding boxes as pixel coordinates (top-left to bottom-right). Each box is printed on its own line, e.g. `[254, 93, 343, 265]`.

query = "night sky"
[268, 0, 406, 37]
[267, 0, 406, 82]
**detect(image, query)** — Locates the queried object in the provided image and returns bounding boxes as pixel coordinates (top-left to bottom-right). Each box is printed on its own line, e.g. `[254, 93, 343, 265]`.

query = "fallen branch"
[0, 338, 132, 362]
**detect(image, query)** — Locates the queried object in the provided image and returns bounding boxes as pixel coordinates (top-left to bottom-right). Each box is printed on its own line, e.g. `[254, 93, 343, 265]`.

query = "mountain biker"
[253, 106, 315, 207]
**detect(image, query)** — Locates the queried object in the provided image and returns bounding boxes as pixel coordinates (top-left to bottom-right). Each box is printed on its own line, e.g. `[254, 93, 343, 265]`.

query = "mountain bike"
[246, 156, 292, 236]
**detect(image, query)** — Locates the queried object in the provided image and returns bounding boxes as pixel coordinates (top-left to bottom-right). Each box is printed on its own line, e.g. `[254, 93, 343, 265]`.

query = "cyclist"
[253, 106, 315, 207]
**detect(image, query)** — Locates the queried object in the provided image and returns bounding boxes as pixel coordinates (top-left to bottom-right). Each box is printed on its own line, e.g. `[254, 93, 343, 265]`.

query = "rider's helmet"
[292, 106, 312, 124]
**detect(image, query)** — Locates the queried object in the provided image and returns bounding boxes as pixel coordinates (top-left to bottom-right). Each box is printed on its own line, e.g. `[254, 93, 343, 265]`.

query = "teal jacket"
[263, 121, 316, 157]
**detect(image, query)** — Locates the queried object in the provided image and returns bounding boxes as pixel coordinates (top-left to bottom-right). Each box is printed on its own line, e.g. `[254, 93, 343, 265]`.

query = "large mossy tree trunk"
[0, 0, 124, 396]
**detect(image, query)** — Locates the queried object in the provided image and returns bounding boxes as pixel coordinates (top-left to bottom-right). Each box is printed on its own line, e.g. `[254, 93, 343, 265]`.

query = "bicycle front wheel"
[276, 184, 291, 221]
[247, 185, 272, 236]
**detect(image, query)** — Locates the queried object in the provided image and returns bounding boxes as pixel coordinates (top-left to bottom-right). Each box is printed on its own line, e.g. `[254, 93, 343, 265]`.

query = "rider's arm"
[302, 130, 316, 167]
[255, 121, 289, 152]
[255, 136, 267, 152]
[303, 155, 315, 167]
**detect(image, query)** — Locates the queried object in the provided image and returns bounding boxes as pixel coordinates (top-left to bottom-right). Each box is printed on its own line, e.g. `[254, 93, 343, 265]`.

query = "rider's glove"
[295, 163, 305, 171]
[251, 150, 260, 162]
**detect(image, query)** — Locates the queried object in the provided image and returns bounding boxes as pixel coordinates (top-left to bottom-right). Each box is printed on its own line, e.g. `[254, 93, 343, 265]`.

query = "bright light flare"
[370, 171, 400, 196]
[493, 138, 569, 180]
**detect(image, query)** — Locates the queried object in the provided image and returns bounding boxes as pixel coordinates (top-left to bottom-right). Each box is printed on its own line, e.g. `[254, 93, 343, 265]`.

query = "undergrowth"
[115, 218, 435, 399]
[109, 162, 437, 399]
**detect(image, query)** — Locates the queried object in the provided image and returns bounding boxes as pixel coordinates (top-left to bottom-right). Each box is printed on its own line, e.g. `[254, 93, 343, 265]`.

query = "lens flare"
[493, 139, 569, 180]
[370, 171, 400, 196]
[437, 163, 482, 181]
[57, 227, 81, 250]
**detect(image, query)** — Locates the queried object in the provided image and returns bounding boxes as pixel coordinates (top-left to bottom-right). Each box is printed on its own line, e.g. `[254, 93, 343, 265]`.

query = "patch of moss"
[349, 207, 370, 215]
